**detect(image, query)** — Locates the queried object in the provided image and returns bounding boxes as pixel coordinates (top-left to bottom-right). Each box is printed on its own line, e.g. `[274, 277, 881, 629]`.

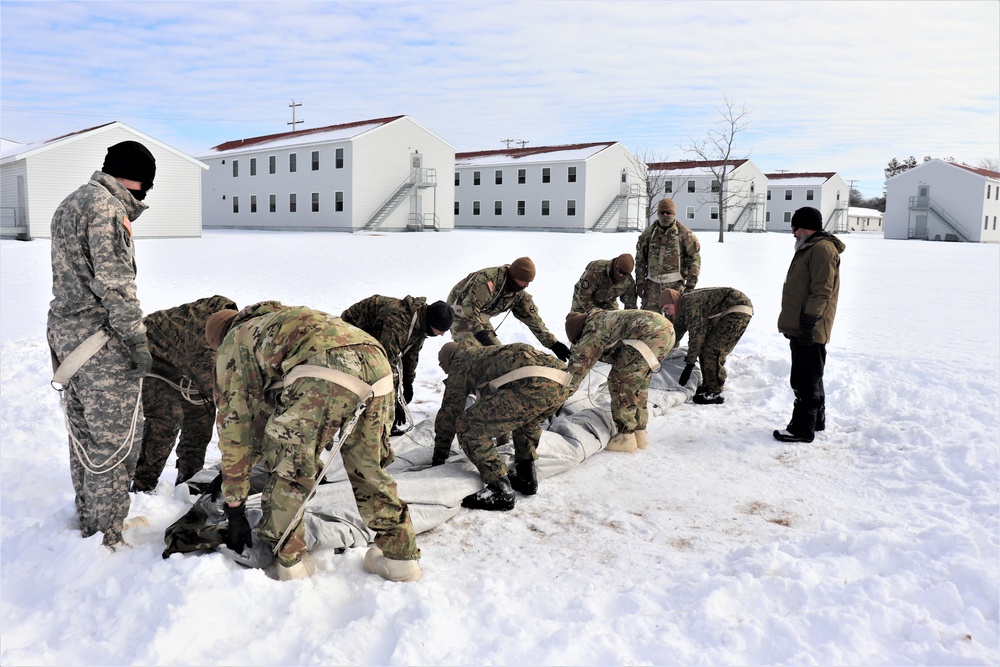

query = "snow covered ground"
[1, 228, 997, 666]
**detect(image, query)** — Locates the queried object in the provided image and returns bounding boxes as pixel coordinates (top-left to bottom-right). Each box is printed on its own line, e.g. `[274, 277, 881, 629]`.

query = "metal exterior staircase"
[592, 183, 642, 231]
[363, 168, 437, 232]
[728, 194, 766, 233]
[823, 204, 850, 234]
[908, 195, 972, 242]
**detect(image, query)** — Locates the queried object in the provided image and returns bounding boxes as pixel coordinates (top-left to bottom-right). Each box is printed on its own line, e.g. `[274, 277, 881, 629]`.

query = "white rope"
[64, 378, 143, 475]
[146, 373, 210, 405]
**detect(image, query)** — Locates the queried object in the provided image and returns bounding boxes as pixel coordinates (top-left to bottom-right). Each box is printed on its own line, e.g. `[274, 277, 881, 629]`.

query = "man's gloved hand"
[797, 314, 819, 347]
[474, 330, 498, 346]
[223, 501, 253, 553]
[403, 381, 413, 404]
[394, 398, 407, 428]
[678, 363, 695, 386]
[551, 341, 571, 362]
[124, 334, 152, 378]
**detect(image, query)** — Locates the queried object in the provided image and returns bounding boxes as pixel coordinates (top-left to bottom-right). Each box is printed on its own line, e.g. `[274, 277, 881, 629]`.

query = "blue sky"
[2, 0, 997, 196]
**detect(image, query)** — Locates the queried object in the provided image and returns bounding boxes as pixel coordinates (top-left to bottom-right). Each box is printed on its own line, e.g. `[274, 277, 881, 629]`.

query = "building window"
[233, 196, 239, 213]
[767, 189, 772, 200]
[784, 211, 792, 223]
[766, 212, 771, 223]
[785, 190, 792, 200]
[250, 158, 257, 176]
[994, 216, 997, 231]
[250, 195, 257, 213]
[335, 148, 344, 169]
[567, 199, 576, 216]
[335, 191, 344, 212]
[687, 180, 695, 193]
[986, 216, 990, 230]
[473, 200, 480, 215]
[711, 180, 720, 193]
[806, 189, 814, 201]
[311, 192, 319, 212]
[711, 206, 719, 220]
[568, 167, 577, 183]
[454, 201, 460, 215]
[289, 193, 297, 212]
[495, 170, 503, 185]
[541, 200, 550, 216]
[232, 160, 239, 177]
[517, 200, 525, 216]
[455, 172, 460, 186]
[312, 151, 320, 171]
[474, 171, 481, 186]
[988, 184, 992, 199]
[518, 169, 526, 184]
[495, 201, 502, 215]
[290, 154, 297, 173]
[269, 194, 276, 213]
[269, 156, 276, 174]
[622, 171, 628, 183]
[542, 168, 550, 183]
[664, 181, 672, 194]
[686, 206, 695, 220]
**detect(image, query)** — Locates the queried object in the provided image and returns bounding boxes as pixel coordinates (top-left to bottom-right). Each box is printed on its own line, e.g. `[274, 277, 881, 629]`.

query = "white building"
[199, 115, 455, 233]
[646, 160, 768, 232]
[765, 172, 850, 233]
[847, 207, 883, 233]
[1, 121, 206, 240]
[453, 143, 645, 233]
[884, 159, 1000, 243]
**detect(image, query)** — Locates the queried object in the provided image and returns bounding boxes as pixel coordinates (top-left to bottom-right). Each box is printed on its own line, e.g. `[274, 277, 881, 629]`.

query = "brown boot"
[634, 430, 647, 450]
[606, 432, 637, 453]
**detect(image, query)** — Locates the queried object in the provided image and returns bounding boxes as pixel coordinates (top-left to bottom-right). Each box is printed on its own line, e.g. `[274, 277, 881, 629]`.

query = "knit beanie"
[613, 253, 635, 276]
[205, 309, 238, 351]
[565, 312, 588, 343]
[658, 199, 676, 215]
[507, 257, 536, 283]
[425, 300, 455, 333]
[657, 288, 682, 315]
[102, 141, 156, 186]
[791, 206, 823, 232]
[438, 342, 459, 374]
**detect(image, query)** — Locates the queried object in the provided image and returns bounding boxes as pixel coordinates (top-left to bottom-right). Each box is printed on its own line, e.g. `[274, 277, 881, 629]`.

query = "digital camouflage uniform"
[132, 295, 237, 491]
[635, 219, 701, 310]
[215, 301, 419, 566]
[340, 295, 429, 398]
[570, 259, 638, 313]
[447, 265, 559, 348]
[433, 343, 570, 484]
[46, 171, 149, 545]
[566, 309, 676, 434]
[672, 288, 753, 394]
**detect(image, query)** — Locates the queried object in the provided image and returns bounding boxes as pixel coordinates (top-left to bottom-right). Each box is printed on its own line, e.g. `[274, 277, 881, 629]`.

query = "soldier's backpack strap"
[708, 304, 754, 319]
[476, 366, 571, 399]
[51, 330, 111, 389]
[647, 271, 684, 284]
[280, 364, 394, 402]
[622, 339, 662, 373]
[400, 309, 421, 355]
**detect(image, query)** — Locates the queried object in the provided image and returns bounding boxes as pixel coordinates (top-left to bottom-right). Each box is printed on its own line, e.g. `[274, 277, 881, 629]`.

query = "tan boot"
[634, 430, 648, 450]
[606, 432, 637, 453]
[123, 515, 149, 530]
[268, 552, 317, 581]
[364, 546, 422, 582]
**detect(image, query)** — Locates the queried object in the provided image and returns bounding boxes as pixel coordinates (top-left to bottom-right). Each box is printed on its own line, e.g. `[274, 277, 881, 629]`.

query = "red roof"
[647, 159, 748, 170]
[209, 115, 405, 152]
[764, 172, 837, 180]
[44, 122, 117, 145]
[456, 142, 614, 160]
[951, 162, 1000, 179]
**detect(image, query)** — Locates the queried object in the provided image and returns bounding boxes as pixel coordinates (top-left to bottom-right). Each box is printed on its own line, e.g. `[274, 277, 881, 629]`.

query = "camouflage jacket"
[674, 288, 753, 364]
[447, 265, 558, 348]
[777, 232, 845, 344]
[144, 295, 237, 399]
[47, 171, 149, 347]
[341, 295, 428, 390]
[571, 259, 638, 312]
[635, 220, 701, 290]
[433, 342, 566, 453]
[566, 309, 675, 393]
[215, 301, 385, 502]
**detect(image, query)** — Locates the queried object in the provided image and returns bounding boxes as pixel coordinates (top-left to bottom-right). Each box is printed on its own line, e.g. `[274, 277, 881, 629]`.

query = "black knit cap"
[791, 206, 823, 232]
[425, 300, 454, 333]
[102, 141, 156, 185]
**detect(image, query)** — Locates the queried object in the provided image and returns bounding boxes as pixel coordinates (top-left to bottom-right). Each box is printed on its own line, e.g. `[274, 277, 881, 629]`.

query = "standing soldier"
[570, 253, 638, 313]
[206, 301, 421, 581]
[431, 342, 571, 511]
[635, 198, 701, 310]
[130, 295, 238, 492]
[447, 257, 572, 362]
[774, 207, 845, 443]
[47, 140, 157, 550]
[341, 295, 454, 435]
[658, 287, 754, 405]
[564, 309, 675, 454]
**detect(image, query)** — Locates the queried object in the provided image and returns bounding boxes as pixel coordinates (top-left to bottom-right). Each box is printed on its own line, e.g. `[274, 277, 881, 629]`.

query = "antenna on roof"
[515, 140, 529, 149]
[288, 100, 303, 131]
[501, 139, 515, 148]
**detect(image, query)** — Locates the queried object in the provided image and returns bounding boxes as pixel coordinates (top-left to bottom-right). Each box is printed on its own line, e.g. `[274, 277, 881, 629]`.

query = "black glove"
[124, 334, 152, 378]
[551, 341, 571, 362]
[403, 381, 413, 404]
[474, 330, 498, 346]
[678, 363, 695, 386]
[797, 314, 819, 347]
[206, 472, 223, 501]
[394, 398, 407, 427]
[223, 501, 253, 553]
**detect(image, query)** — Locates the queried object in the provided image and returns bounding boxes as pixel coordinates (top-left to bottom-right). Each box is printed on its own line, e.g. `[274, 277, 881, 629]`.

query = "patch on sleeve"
[486, 280, 494, 293]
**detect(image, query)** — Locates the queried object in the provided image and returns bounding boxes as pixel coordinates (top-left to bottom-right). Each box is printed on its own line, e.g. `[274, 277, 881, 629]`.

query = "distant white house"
[646, 159, 768, 232]
[847, 207, 883, 233]
[0, 121, 207, 240]
[883, 159, 1000, 243]
[199, 115, 455, 233]
[765, 172, 850, 233]
[453, 143, 645, 233]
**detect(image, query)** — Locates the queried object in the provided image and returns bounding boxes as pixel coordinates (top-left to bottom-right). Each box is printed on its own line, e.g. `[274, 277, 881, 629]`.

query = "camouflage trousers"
[259, 345, 419, 565]
[639, 279, 685, 312]
[696, 313, 751, 393]
[456, 378, 569, 485]
[49, 328, 143, 544]
[608, 334, 676, 433]
[132, 377, 215, 491]
[450, 319, 501, 346]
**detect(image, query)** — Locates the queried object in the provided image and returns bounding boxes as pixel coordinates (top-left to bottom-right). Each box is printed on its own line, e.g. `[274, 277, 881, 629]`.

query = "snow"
[765, 176, 832, 186]
[196, 121, 393, 157]
[1, 228, 998, 666]
[456, 145, 612, 165]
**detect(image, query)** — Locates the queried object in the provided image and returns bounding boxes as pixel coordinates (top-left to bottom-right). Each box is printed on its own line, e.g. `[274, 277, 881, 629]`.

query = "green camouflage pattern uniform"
[46, 171, 149, 545]
[566, 309, 676, 434]
[132, 295, 237, 490]
[570, 259, 638, 313]
[433, 342, 570, 483]
[340, 294, 429, 396]
[672, 288, 753, 394]
[635, 219, 701, 310]
[215, 301, 419, 565]
[447, 265, 559, 349]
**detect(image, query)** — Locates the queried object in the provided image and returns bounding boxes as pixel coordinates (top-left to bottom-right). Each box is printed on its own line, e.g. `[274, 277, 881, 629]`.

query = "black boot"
[509, 460, 538, 496]
[462, 476, 515, 511]
[815, 403, 826, 432]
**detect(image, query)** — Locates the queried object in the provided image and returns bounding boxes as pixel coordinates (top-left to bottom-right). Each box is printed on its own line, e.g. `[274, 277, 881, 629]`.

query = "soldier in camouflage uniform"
[432, 341, 571, 511]
[130, 295, 238, 492]
[46, 141, 157, 550]
[635, 198, 701, 311]
[341, 295, 454, 435]
[564, 309, 675, 453]
[570, 253, 638, 313]
[447, 257, 571, 362]
[658, 287, 753, 405]
[208, 301, 421, 582]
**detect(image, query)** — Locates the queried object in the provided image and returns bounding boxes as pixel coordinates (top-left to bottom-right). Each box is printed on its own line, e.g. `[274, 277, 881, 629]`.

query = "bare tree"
[629, 148, 671, 225]
[978, 157, 1000, 172]
[683, 96, 752, 242]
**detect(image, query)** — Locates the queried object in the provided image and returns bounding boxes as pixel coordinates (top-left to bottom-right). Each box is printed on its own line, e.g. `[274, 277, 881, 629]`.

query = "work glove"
[797, 314, 819, 347]
[636, 283, 645, 298]
[223, 501, 253, 553]
[678, 363, 695, 387]
[124, 334, 152, 378]
[474, 330, 498, 347]
[403, 381, 414, 404]
[394, 398, 408, 428]
[550, 342, 571, 362]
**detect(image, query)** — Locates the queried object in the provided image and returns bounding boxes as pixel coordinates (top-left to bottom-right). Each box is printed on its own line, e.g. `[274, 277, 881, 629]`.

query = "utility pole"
[501, 139, 515, 148]
[288, 100, 303, 130]
[515, 140, 529, 149]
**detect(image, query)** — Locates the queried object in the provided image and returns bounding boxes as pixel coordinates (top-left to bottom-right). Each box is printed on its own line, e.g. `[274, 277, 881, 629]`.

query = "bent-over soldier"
[635, 198, 701, 310]
[570, 254, 638, 313]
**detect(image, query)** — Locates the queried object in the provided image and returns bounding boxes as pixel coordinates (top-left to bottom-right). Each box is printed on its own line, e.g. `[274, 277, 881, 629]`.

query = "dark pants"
[787, 339, 826, 437]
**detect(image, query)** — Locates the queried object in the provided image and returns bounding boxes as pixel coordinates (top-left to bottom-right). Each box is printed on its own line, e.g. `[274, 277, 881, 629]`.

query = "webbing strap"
[281, 364, 394, 401]
[623, 339, 662, 372]
[51, 330, 111, 388]
[708, 304, 754, 319]
[480, 365, 572, 394]
[648, 271, 684, 284]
